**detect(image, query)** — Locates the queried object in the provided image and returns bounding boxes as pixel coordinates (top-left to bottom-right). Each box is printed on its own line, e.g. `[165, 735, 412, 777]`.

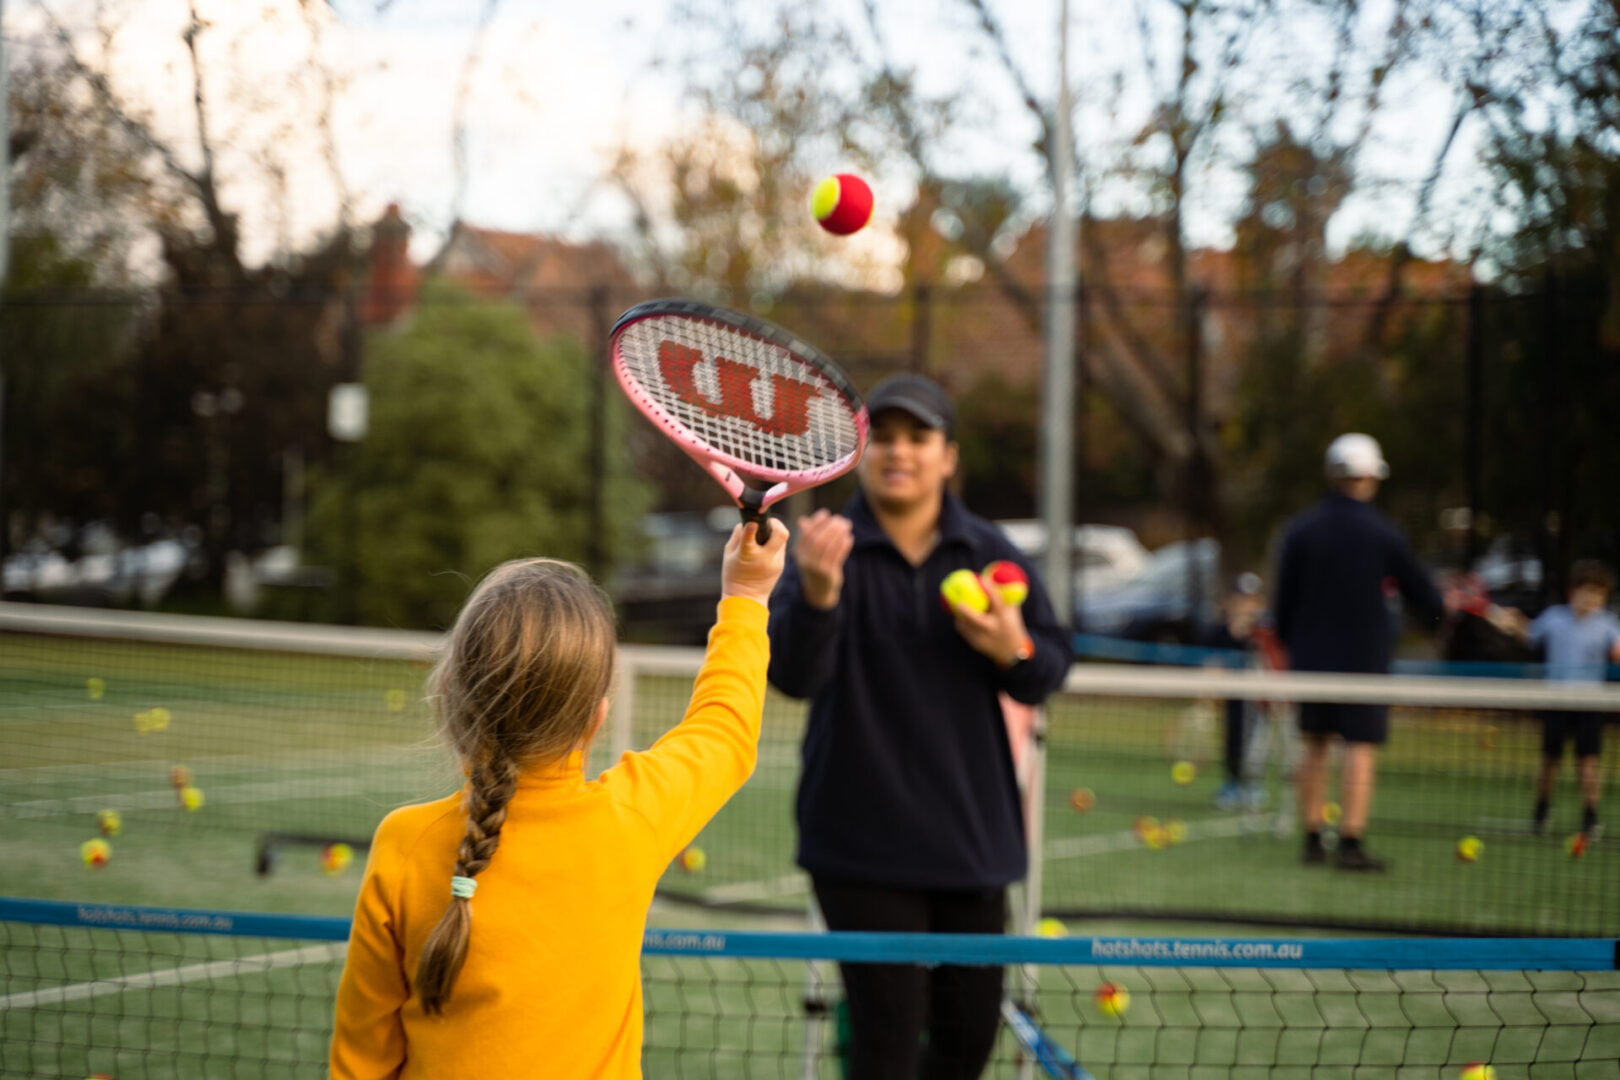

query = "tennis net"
[5, 603, 1620, 935]
[2, 898, 1616, 1079]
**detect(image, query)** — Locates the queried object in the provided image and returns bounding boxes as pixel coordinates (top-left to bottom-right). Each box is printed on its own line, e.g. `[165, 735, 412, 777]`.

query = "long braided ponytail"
[412, 558, 615, 1015]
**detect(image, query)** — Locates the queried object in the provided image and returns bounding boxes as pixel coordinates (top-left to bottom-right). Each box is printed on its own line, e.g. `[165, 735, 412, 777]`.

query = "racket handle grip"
[740, 507, 772, 545]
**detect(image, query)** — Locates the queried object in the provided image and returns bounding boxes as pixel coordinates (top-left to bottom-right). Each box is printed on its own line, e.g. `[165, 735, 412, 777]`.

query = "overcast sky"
[5, 0, 1496, 274]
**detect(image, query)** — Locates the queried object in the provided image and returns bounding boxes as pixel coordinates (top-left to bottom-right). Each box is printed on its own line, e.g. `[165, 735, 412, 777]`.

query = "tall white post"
[1040, 0, 1076, 625]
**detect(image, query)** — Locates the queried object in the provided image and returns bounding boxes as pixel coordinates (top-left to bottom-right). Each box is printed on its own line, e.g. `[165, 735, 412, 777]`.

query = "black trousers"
[812, 875, 1006, 1080]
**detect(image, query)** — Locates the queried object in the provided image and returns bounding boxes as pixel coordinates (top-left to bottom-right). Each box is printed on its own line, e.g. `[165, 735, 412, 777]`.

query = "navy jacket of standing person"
[769, 487, 1070, 887]
[1273, 433, 1445, 873]
[767, 374, 1070, 1080]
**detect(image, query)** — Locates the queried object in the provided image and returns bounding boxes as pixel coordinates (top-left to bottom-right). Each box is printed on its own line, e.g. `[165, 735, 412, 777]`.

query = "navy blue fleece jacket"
[767, 490, 1071, 890]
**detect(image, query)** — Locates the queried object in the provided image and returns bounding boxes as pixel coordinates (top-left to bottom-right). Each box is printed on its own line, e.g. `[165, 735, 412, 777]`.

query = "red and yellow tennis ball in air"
[1567, 833, 1589, 859]
[1094, 982, 1131, 1016]
[180, 786, 205, 812]
[321, 843, 355, 876]
[940, 568, 990, 614]
[1171, 760, 1197, 785]
[982, 561, 1028, 606]
[81, 838, 112, 868]
[1459, 1065, 1497, 1080]
[678, 846, 707, 873]
[1456, 836, 1482, 863]
[96, 809, 122, 838]
[1068, 787, 1095, 812]
[811, 173, 874, 236]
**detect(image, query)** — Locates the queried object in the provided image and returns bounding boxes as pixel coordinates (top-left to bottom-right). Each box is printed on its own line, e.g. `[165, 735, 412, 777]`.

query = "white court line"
[0, 942, 346, 1011]
[0, 743, 443, 780]
[1043, 814, 1247, 860]
[691, 816, 1249, 906]
[4, 777, 368, 818]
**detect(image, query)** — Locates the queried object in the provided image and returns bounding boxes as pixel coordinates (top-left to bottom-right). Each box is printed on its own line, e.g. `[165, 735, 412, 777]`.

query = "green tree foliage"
[306, 282, 651, 629]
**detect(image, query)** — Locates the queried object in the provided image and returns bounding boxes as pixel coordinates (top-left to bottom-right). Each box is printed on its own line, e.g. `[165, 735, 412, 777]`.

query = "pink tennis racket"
[610, 299, 868, 542]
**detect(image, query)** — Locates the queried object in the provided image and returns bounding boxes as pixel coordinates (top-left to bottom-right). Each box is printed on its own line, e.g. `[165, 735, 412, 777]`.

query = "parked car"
[1073, 537, 1222, 643]
[994, 519, 1149, 603]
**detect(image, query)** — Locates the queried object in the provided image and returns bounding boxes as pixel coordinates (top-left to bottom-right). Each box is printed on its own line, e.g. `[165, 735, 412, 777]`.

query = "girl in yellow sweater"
[331, 522, 786, 1079]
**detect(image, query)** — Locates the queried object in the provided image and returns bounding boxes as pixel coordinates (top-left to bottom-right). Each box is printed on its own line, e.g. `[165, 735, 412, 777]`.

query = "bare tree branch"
[449, 0, 502, 229]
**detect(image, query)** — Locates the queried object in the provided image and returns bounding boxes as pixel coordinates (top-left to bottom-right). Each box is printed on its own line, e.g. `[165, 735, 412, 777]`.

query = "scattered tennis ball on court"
[1142, 826, 1170, 850]
[169, 765, 192, 790]
[982, 561, 1028, 606]
[678, 846, 707, 873]
[149, 707, 170, 731]
[86, 677, 106, 701]
[1456, 836, 1482, 863]
[1164, 819, 1188, 845]
[81, 838, 111, 868]
[96, 809, 122, 838]
[811, 173, 874, 236]
[321, 843, 355, 876]
[1322, 801, 1342, 826]
[1093, 982, 1130, 1017]
[1478, 724, 1498, 751]
[1133, 815, 1159, 839]
[1068, 788, 1095, 812]
[1035, 917, 1067, 937]
[132, 707, 172, 735]
[1459, 1064, 1497, 1080]
[180, 786, 205, 812]
[385, 689, 407, 713]
[939, 568, 990, 614]
[1171, 760, 1197, 785]
[1566, 833, 1588, 859]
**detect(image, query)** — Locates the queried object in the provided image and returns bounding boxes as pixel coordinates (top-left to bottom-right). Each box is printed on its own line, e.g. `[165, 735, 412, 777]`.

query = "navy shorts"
[1298, 702, 1389, 746]
[1539, 711, 1606, 759]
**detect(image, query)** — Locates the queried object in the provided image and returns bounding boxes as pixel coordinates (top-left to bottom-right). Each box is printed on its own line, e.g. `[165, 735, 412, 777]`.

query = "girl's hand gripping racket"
[610, 299, 868, 543]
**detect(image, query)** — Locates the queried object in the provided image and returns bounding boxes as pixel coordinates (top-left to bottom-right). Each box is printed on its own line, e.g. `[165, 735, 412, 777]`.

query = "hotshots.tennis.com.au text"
[76, 905, 233, 933]
[1090, 939, 1304, 962]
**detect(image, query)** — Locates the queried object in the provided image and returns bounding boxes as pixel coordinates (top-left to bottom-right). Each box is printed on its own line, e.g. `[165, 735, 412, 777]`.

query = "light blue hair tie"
[450, 876, 477, 900]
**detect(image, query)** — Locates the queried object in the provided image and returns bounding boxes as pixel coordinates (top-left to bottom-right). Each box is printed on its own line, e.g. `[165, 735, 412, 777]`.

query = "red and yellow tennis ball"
[1069, 787, 1095, 812]
[1456, 836, 1482, 863]
[1094, 982, 1130, 1016]
[170, 765, 192, 790]
[81, 838, 112, 868]
[1133, 815, 1159, 839]
[96, 809, 122, 838]
[940, 568, 990, 614]
[180, 786, 204, 812]
[1171, 760, 1197, 785]
[679, 846, 707, 873]
[1567, 833, 1589, 859]
[1459, 1065, 1497, 1080]
[321, 843, 355, 876]
[982, 561, 1028, 607]
[1322, 801, 1342, 827]
[811, 173, 874, 236]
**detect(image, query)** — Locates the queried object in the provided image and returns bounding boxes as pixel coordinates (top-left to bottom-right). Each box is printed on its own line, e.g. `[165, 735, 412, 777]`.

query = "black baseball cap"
[865, 374, 956, 438]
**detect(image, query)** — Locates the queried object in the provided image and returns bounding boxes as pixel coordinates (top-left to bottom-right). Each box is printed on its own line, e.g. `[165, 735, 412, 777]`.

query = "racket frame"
[609, 299, 868, 533]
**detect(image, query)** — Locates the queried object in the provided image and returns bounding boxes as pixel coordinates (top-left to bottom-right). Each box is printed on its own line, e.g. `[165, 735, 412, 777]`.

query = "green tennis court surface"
[3, 623, 1618, 936]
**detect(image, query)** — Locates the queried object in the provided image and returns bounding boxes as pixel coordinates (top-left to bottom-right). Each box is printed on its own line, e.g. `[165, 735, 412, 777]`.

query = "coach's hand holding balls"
[793, 509, 856, 610]
[947, 563, 1035, 669]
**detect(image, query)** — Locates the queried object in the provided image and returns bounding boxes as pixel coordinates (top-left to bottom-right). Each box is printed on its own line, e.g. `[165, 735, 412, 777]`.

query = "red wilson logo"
[659, 341, 821, 437]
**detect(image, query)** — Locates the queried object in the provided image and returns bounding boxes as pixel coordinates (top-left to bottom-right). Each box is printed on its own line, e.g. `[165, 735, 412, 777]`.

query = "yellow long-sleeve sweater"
[330, 597, 769, 1079]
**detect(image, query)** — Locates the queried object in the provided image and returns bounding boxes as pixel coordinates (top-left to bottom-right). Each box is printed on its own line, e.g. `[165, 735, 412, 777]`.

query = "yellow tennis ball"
[679, 846, 707, 873]
[1456, 836, 1482, 863]
[1322, 801, 1342, 826]
[385, 689, 407, 713]
[1142, 826, 1168, 850]
[939, 568, 990, 614]
[81, 838, 111, 868]
[1459, 1064, 1497, 1080]
[1036, 917, 1067, 938]
[180, 786, 204, 811]
[96, 810, 122, 838]
[87, 677, 106, 701]
[321, 843, 355, 876]
[1094, 982, 1130, 1016]
[1171, 760, 1196, 785]
[149, 707, 170, 731]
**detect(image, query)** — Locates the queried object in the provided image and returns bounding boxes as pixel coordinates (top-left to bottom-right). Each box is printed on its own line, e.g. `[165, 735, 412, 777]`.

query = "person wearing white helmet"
[1274, 433, 1446, 871]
